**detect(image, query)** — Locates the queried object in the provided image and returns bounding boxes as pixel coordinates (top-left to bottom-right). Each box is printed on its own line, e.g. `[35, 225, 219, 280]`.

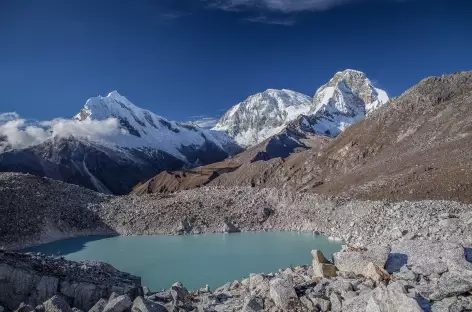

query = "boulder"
[43, 296, 72, 312]
[102, 295, 132, 312]
[365, 282, 422, 312]
[431, 296, 470, 312]
[312, 250, 338, 278]
[333, 246, 390, 275]
[242, 296, 264, 312]
[423, 272, 472, 301]
[329, 292, 342, 312]
[385, 240, 471, 275]
[170, 282, 188, 303]
[268, 278, 298, 310]
[87, 299, 107, 312]
[249, 274, 270, 296]
[392, 265, 417, 281]
[71, 308, 83, 312]
[363, 262, 390, 283]
[131, 297, 167, 312]
[0, 251, 141, 312]
[309, 295, 331, 312]
[15, 303, 35, 312]
[0, 306, 4, 312]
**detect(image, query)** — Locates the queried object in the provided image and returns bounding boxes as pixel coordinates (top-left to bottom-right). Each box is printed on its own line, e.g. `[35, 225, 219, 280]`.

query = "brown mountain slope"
[131, 121, 331, 195]
[134, 71, 472, 203]
[210, 71, 472, 203]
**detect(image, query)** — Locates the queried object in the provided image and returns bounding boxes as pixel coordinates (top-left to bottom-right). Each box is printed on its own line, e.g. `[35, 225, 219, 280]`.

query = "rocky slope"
[134, 69, 390, 197]
[0, 92, 241, 194]
[193, 71, 472, 203]
[1, 173, 472, 311]
[2, 173, 472, 250]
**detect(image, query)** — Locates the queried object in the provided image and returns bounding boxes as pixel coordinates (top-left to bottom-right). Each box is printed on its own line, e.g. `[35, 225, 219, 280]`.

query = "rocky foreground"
[1, 238, 472, 312]
[1, 173, 472, 311]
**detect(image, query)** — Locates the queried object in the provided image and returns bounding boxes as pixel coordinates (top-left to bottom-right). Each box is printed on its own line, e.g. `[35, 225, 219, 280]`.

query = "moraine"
[21, 232, 342, 291]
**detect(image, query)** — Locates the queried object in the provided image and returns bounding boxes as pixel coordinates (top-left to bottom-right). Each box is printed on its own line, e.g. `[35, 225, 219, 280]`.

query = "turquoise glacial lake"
[23, 232, 342, 291]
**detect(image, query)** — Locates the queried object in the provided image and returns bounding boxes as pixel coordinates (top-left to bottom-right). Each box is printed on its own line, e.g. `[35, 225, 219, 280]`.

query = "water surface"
[24, 232, 341, 290]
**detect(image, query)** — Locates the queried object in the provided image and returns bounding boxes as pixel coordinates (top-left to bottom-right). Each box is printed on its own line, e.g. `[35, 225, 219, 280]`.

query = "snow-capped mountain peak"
[212, 70, 389, 147]
[308, 69, 389, 136]
[74, 91, 239, 162]
[212, 89, 313, 147]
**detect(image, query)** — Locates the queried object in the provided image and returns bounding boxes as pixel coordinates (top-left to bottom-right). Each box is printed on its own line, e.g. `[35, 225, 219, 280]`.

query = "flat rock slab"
[333, 246, 390, 275]
[385, 240, 471, 275]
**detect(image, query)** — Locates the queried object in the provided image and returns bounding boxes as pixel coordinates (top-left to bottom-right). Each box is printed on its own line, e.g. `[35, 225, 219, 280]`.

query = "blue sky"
[1, 0, 471, 126]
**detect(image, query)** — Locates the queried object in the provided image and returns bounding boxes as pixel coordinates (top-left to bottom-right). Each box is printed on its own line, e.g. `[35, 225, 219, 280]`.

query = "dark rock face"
[0, 132, 238, 195]
[0, 251, 142, 312]
[0, 137, 186, 195]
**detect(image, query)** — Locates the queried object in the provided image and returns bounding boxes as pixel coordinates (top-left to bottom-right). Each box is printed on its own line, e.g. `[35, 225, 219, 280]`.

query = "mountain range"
[0, 69, 394, 195]
[137, 71, 472, 204]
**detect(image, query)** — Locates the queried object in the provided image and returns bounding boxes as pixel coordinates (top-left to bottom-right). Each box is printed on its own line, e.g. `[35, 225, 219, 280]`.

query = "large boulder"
[417, 272, 472, 301]
[363, 262, 390, 283]
[88, 299, 107, 312]
[0, 251, 141, 312]
[131, 297, 167, 312]
[43, 296, 72, 312]
[333, 246, 390, 275]
[365, 282, 422, 312]
[102, 295, 132, 312]
[312, 250, 338, 278]
[242, 296, 264, 312]
[385, 240, 471, 275]
[268, 278, 298, 310]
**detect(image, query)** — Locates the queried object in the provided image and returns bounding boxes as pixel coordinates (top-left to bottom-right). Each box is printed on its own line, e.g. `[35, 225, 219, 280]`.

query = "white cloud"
[0, 112, 20, 122]
[244, 15, 295, 25]
[0, 113, 121, 152]
[205, 0, 354, 13]
[187, 116, 220, 129]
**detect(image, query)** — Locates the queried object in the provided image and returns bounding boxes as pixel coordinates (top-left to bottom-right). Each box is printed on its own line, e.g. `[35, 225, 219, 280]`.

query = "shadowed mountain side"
[0, 172, 117, 249]
[131, 126, 331, 195]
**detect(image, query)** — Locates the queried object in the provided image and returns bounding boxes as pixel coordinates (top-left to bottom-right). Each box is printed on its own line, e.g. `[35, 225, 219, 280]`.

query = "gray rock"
[72, 308, 84, 312]
[438, 218, 460, 228]
[15, 303, 35, 312]
[333, 246, 390, 275]
[268, 278, 298, 310]
[363, 262, 390, 283]
[242, 296, 264, 312]
[0, 306, 4, 312]
[43, 296, 73, 312]
[170, 282, 188, 303]
[145, 291, 172, 303]
[0, 251, 141, 312]
[329, 292, 342, 312]
[427, 272, 472, 301]
[326, 279, 353, 294]
[365, 282, 422, 312]
[312, 250, 338, 278]
[309, 295, 331, 312]
[386, 240, 471, 275]
[249, 274, 269, 296]
[299, 296, 315, 310]
[35, 305, 45, 312]
[431, 296, 467, 312]
[342, 292, 371, 312]
[131, 297, 167, 312]
[87, 299, 107, 312]
[393, 265, 417, 281]
[102, 295, 132, 312]
[142, 287, 152, 296]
